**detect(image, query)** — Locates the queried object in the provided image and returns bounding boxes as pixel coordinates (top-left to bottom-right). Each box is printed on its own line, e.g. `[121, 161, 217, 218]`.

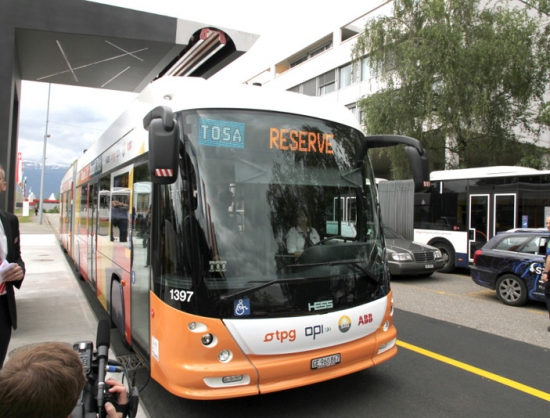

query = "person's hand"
[1, 264, 23, 282]
[103, 377, 129, 418]
[104, 402, 120, 418]
[542, 272, 548, 283]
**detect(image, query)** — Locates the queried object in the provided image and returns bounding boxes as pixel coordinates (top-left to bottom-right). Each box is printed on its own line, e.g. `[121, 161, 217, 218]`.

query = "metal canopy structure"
[0, 0, 258, 211]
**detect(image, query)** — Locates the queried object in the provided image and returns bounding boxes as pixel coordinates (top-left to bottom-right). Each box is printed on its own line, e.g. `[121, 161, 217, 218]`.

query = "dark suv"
[470, 231, 549, 306]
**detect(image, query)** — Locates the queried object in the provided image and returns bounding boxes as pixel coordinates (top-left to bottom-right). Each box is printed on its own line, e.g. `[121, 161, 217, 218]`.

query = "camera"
[71, 320, 139, 418]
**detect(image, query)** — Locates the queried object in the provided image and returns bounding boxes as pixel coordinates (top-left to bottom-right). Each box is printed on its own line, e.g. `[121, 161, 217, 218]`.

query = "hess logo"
[338, 316, 352, 333]
[264, 330, 296, 343]
[308, 300, 333, 311]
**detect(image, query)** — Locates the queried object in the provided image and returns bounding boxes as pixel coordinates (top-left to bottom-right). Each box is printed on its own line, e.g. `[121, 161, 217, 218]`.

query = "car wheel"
[496, 274, 527, 306]
[433, 242, 455, 273]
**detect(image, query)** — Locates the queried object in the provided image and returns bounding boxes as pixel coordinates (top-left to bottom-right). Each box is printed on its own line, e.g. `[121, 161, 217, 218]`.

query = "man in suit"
[0, 165, 25, 367]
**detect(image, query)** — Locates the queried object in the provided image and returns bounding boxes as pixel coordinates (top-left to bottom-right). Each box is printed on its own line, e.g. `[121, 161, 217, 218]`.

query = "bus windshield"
[153, 109, 387, 318]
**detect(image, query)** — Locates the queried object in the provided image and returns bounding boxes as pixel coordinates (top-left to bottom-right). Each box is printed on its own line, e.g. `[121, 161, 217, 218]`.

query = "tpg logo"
[264, 330, 296, 343]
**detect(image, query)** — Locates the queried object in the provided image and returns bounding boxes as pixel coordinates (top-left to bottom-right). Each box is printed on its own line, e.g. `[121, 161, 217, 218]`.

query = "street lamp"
[39, 83, 51, 225]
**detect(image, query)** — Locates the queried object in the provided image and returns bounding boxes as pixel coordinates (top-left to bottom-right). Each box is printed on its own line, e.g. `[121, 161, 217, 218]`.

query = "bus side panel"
[74, 188, 89, 281]
[95, 241, 131, 312]
[149, 292, 260, 400]
[121, 246, 132, 343]
[414, 229, 469, 267]
[59, 194, 69, 252]
[75, 230, 88, 281]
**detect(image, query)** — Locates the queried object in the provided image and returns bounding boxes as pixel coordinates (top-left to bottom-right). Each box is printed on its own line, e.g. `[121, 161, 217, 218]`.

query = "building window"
[362, 58, 371, 81]
[318, 70, 335, 96]
[340, 64, 352, 89]
[309, 41, 332, 58]
[303, 78, 317, 96]
[346, 103, 357, 117]
[319, 83, 335, 95]
[290, 56, 307, 68]
[289, 41, 333, 68]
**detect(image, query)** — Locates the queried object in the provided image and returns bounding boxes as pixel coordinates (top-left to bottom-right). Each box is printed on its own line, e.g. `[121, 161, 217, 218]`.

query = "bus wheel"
[434, 242, 454, 273]
[496, 274, 527, 306]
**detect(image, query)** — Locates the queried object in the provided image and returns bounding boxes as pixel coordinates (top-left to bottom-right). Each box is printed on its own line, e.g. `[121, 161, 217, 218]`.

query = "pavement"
[7, 212, 148, 418]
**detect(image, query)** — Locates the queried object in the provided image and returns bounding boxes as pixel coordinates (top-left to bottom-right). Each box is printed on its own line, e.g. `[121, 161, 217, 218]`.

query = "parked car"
[383, 225, 445, 277]
[470, 230, 550, 306]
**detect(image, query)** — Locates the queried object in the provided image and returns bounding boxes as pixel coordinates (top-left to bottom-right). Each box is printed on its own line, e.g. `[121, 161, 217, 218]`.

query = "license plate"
[425, 264, 434, 269]
[311, 354, 341, 369]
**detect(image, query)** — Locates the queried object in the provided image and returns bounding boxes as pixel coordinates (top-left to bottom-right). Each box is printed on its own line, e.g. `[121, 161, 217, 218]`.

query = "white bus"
[413, 166, 550, 272]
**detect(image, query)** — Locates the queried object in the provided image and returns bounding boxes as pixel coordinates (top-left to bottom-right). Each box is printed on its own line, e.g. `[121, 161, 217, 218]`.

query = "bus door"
[468, 194, 489, 261]
[494, 193, 516, 235]
[130, 164, 152, 358]
[87, 182, 97, 289]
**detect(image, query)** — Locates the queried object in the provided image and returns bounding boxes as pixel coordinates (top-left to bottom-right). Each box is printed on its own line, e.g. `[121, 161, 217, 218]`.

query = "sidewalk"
[9, 212, 148, 418]
[10, 213, 97, 352]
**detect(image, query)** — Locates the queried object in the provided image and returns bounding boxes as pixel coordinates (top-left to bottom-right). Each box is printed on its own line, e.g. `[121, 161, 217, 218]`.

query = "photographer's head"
[0, 342, 86, 418]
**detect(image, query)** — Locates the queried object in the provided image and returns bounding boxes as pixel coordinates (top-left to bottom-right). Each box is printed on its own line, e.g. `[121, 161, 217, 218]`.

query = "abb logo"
[358, 313, 373, 326]
[264, 330, 296, 343]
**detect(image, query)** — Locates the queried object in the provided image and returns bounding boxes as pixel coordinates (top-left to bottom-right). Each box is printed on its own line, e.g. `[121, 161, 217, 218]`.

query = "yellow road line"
[397, 340, 550, 402]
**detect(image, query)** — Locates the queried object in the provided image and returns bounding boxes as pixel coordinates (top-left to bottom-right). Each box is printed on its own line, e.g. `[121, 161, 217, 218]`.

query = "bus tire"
[496, 274, 527, 306]
[433, 242, 455, 273]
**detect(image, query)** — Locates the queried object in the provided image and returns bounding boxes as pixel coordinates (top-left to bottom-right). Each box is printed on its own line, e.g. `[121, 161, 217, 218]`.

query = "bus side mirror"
[404, 145, 430, 192]
[364, 134, 430, 193]
[143, 106, 178, 185]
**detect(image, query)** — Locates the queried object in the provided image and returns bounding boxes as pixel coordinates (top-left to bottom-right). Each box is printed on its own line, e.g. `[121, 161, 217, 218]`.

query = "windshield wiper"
[289, 258, 382, 285]
[220, 274, 340, 301]
[221, 259, 383, 302]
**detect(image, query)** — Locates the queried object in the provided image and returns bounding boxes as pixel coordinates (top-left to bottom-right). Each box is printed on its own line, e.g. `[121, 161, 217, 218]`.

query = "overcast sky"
[18, 0, 376, 167]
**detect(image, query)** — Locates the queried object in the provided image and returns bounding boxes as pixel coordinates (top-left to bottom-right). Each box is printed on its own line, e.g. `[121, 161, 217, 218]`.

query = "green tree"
[352, 0, 550, 176]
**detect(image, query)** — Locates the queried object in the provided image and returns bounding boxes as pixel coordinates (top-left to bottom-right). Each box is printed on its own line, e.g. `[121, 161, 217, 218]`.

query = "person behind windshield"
[286, 207, 320, 258]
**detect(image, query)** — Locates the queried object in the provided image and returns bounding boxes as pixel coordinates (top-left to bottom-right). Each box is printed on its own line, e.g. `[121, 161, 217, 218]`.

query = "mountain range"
[18, 161, 70, 201]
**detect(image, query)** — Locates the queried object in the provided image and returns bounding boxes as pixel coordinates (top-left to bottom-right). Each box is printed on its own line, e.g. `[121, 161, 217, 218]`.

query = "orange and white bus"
[59, 76, 429, 399]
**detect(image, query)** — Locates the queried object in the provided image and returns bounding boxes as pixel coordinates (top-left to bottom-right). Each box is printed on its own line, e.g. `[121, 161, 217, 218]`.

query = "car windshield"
[152, 109, 389, 318]
[383, 225, 403, 239]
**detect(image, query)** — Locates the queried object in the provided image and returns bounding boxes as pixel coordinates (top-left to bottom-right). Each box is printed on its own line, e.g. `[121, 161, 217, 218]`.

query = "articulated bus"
[413, 166, 550, 272]
[59, 76, 429, 399]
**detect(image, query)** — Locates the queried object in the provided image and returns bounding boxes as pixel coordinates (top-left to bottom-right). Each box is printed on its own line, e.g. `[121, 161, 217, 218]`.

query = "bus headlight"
[188, 322, 207, 333]
[218, 350, 233, 363]
[201, 334, 214, 346]
[382, 320, 390, 331]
